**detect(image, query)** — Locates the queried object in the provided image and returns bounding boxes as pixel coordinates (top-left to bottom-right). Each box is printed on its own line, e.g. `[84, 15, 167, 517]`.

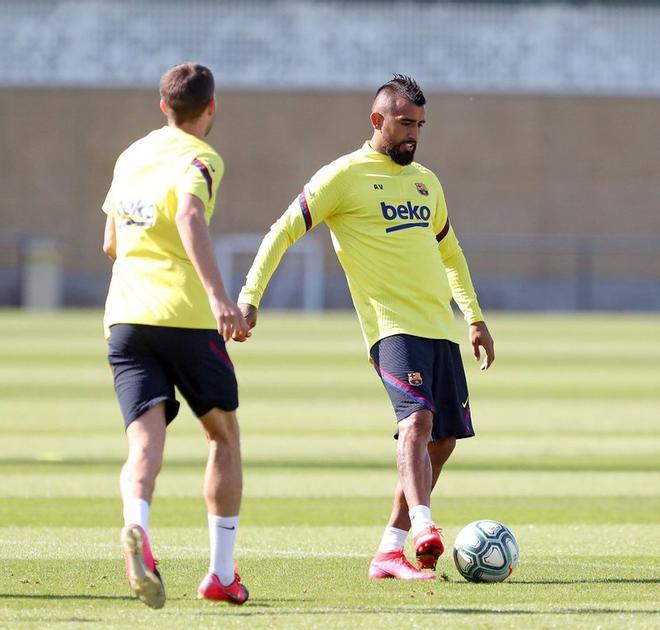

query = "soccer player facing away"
[102, 63, 250, 607]
[238, 75, 495, 580]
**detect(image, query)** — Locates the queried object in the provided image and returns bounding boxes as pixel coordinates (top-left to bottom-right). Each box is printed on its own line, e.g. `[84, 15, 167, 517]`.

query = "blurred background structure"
[1, 0, 659, 310]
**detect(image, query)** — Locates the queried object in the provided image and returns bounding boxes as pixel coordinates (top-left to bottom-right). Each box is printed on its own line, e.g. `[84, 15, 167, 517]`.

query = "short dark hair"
[159, 63, 215, 124]
[375, 74, 426, 107]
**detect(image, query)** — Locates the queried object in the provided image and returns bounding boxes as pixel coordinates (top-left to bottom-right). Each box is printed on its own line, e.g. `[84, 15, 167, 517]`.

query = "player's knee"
[203, 410, 240, 446]
[398, 410, 433, 441]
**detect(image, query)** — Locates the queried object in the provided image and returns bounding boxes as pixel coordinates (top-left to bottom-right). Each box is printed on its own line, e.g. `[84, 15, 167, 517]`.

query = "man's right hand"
[211, 297, 250, 343]
[238, 303, 258, 334]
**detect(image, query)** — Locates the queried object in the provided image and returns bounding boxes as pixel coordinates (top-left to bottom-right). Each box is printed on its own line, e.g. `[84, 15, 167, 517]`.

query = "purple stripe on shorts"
[208, 340, 234, 373]
[373, 360, 436, 413]
[462, 403, 474, 436]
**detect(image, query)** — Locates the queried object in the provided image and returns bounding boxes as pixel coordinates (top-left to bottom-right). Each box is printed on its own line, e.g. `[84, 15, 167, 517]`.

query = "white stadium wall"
[1, 0, 660, 95]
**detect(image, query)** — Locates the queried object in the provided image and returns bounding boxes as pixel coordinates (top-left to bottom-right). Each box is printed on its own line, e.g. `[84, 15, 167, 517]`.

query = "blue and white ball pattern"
[453, 520, 519, 582]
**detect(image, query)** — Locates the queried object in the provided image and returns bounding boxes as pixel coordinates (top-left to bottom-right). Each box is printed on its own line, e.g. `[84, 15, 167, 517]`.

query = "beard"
[386, 141, 416, 165]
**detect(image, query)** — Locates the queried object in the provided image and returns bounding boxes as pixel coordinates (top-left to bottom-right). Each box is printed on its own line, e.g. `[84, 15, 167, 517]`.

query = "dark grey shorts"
[370, 334, 474, 441]
[107, 324, 238, 428]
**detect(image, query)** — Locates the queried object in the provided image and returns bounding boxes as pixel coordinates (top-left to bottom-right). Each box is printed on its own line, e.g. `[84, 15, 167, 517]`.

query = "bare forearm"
[176, 211, 228, 301]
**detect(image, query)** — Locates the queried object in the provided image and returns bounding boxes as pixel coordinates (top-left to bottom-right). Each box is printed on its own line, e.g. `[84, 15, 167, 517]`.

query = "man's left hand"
[469, 321, 495, 371]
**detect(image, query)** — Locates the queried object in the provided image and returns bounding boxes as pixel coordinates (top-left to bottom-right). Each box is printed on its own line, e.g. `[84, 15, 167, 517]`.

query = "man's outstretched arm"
[237, 198, 310, 327]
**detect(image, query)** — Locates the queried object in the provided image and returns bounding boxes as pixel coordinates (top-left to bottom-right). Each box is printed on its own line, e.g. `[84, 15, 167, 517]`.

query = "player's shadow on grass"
[4, 598, 656, 617]
[194, 605, 660, 617]
[509, 578, 660, 585]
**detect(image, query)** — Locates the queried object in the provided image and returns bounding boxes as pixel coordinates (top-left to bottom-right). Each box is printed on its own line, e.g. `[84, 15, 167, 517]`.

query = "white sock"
[377, 526, 408, 553]
[123, 498, 150, 533]
[409, 504, 432, 537]
[208, 514, 239, 586]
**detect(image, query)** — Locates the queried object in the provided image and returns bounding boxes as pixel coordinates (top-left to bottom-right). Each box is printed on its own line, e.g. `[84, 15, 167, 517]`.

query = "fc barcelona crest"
[407, 372, 423, 386]
[415, 182, 429, 196]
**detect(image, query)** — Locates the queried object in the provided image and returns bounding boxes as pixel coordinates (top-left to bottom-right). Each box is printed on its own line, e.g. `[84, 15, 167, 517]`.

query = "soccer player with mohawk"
[238, 74, 495, 580]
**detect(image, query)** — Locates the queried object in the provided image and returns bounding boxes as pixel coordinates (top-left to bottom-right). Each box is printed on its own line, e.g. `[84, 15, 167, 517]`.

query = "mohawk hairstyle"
[375, 74, 426, 107]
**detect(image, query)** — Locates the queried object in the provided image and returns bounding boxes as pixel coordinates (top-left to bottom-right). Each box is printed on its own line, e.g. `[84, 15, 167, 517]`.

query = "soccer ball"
[452, 520, 519, 582]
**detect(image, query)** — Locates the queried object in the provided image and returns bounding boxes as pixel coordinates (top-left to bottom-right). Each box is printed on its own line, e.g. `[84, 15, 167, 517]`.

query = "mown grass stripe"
[1, 496, 658, 528]
[1, 458, 658, 473]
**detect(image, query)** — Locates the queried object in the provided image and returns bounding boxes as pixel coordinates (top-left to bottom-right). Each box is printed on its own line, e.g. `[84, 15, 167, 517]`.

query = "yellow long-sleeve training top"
[239, 142, 484, 352]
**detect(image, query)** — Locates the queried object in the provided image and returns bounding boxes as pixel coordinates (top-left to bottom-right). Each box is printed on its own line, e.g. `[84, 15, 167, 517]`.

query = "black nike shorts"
[107, 324, 238, 428]
[370, 334, 475, 441]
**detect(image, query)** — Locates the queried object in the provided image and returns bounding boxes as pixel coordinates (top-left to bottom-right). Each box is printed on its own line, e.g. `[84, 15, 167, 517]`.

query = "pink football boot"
[369, 550, 436, 580]
[121, 524, 166, 609]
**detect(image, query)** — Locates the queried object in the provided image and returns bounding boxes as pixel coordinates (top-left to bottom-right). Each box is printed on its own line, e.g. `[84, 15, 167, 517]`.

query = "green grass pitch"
[0, 310, 658, 629]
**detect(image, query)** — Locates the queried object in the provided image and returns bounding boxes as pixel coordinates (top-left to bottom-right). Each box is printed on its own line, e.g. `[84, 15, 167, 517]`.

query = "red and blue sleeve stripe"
[298, 192, 313, 232]
[193, 159, 213, 200]
[435, 218, 450, 242]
